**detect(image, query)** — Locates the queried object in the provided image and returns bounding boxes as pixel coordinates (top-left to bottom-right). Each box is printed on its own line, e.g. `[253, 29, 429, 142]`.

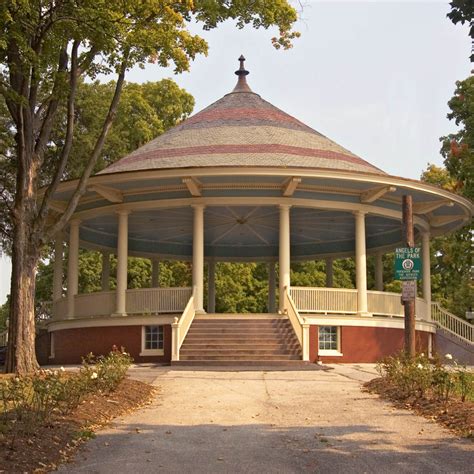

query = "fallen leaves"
[0, 378, 156, 473]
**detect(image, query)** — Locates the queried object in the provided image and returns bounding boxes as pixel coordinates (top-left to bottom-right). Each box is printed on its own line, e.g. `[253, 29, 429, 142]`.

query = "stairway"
[174, 316, 303, 366]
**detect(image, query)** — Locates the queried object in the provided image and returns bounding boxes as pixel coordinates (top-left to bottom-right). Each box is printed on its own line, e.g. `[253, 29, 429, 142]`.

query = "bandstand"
[46, 57, 473, 365]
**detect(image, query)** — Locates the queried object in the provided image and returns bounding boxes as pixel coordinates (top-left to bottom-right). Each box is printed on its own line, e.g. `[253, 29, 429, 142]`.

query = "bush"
[0, 346, 133, 433]
[376, 352, 473, 404]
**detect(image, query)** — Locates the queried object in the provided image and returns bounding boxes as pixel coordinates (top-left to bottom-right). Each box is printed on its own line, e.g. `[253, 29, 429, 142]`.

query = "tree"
[66, 79, 195, 176]
[0, 1, 299, 374]
[440, 76, 474, 200]
[447, 0, 473, 61]
[421, 164, 473, 317]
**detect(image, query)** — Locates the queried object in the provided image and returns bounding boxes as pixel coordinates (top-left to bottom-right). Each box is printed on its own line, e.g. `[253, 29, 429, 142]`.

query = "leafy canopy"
[440, 76, 474, 200]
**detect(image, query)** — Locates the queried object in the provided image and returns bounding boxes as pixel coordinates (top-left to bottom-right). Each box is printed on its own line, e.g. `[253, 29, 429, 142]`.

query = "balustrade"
[52, 287, 192, 320]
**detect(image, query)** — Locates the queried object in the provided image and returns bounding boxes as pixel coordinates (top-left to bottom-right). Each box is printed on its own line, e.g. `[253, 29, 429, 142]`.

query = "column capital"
[115, 209, 131, 217]
[191, 203, 206, 210]
[422, 230, 431, 239]
[69, 218, 81, 227]
[279, 204, 292, 211]
[352, 210, 367, 218]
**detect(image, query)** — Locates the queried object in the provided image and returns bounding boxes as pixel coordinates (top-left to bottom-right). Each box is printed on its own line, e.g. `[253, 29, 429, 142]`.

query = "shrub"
[0, 346, 133, 433]
[377, 352, 473, 404]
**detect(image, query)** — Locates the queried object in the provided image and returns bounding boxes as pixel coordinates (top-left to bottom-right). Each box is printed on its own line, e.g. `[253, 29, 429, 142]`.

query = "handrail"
[171, 294, 196, 361]
[431, 303, 473, 345]
[290, 286, 429, 320]
[127, 287, 192, 314]
[283, 288, 309, 361]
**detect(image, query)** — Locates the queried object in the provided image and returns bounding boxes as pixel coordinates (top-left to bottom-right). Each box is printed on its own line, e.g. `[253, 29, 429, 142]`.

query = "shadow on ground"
[61, 421, 473, 474]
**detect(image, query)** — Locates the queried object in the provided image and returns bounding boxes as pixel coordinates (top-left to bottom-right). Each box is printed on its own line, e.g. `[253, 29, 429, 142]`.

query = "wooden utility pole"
[402, 195, 416, 356]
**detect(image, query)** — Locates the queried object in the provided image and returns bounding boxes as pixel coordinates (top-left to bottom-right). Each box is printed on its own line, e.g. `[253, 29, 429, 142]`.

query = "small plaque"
[401, 280, 417, 302]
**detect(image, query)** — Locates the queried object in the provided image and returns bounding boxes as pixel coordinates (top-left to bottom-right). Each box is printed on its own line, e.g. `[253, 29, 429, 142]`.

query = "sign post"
[401, 195, 416, 357]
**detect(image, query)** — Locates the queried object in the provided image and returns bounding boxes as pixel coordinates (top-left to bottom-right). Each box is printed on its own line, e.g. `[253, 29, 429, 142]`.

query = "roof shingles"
[100, 86, 384, 176]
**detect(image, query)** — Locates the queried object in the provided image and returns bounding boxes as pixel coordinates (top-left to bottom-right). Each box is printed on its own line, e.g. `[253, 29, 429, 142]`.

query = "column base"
[357, 312, 373, 317]
[195, 309, 207, 315]
[111, 312, 128, 317]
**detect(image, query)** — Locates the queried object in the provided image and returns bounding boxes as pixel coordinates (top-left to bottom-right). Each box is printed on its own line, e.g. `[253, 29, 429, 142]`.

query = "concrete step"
[182, 343, 301, 350]
[179, 354, 302, 361]
[184, 334, 298, 340]
[170, 360, 316, 368]
[180, 315, 301, 362]
[192, 320, 290, 324]
[197, 314, 282, 319]
[189, 321, 291, 330]
[187, 329, 295, 335]
[180, 349, 302, 356]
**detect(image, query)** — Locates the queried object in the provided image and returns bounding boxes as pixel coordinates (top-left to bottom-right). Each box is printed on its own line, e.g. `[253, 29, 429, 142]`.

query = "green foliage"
[291, 261, 326, 287]
[377, 352, 473, 403]
[213, 262, 267, 313]
[439, 76, 474, 200]
[447, 1, 474, 61]
[82, 347, 133, 393]
[0, 297, 8, 330]
[421, 164, 473, 317]
[0, 348, 133, 433]
[65, 80, 195, 177]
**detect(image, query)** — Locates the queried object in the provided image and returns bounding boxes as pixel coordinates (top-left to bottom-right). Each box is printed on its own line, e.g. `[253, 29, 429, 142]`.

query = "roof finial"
[232, 54, 252, 93]
[236, 55, 249, 77]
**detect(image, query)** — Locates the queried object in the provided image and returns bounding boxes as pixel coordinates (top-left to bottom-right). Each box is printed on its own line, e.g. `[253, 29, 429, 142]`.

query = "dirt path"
[59, 365, 473, 473]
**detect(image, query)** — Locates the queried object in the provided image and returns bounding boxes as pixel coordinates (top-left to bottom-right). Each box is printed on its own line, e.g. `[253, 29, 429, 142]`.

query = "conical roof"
[99, 58, 384, 176]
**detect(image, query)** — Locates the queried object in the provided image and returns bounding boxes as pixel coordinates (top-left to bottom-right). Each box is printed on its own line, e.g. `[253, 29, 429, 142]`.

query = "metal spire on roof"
[232, 55, 252, 93]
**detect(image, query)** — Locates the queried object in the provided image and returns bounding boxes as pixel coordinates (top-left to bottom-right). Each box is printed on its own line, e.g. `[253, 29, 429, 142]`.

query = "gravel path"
[59, 364, 473, 473]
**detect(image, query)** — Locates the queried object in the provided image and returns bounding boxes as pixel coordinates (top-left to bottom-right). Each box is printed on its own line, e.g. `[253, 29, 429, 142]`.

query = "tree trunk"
[5, 103, 41, 375]
[5, 220, 40, 374]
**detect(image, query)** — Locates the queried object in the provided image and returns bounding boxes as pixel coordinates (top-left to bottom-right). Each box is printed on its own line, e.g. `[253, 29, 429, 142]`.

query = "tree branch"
[35, 41, 79, 233]
[34, 46, 68, 160]
[46, 57, 128, 240]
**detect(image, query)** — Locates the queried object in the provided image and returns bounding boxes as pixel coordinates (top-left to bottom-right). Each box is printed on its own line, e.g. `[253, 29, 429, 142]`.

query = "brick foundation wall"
[50, 325, 172, 365]
[310, 326, 431, 363]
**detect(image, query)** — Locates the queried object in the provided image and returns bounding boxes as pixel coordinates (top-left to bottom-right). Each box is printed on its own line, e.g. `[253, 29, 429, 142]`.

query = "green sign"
[394, 247, 421, 280]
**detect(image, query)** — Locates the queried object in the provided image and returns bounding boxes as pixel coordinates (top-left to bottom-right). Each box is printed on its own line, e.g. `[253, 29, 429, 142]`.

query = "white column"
[101, 251, 111, 291]
[151, 258, 160, 287]
[192, 204, 205, 312]
[53, 232, 64, 301]
[375, 252, 384, 291]
[354, 211, 370, 316]
[268, 261, 277, 313]
[115, 210, 129, 316]
[67, 220, 80, 319]
[422, 231, 431, 320]
[208, 260, 216, 313]
[279, 204, 291, 312]
[325, 257, 334, 288]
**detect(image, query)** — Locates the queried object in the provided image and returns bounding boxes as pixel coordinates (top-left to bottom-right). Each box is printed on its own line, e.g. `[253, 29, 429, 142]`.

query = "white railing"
[432, 303, 473, 346]
[0, 330, 7, 346]
[290, 287, 429, 320]
[53, 297, 69, 319]
[75, 291, 116, 318]
[171, 293, 196, 361]
[290, 287, 357, 314]
[52, 287, 192, 320]
[367, 291, 403, 316]
[415, 297, 429, 321]
[283, 288, 309, 361]
[126, 287, 192, 314]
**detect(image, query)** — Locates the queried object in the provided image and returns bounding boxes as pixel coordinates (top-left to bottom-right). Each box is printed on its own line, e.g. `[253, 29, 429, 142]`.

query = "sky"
[0, 1, 471, 304]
